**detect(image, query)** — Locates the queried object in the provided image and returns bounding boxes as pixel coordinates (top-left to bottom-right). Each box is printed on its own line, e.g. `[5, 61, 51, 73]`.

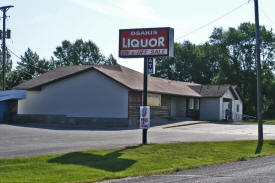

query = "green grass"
[246, 119, 275, 124]
[1, 140, 275, 183]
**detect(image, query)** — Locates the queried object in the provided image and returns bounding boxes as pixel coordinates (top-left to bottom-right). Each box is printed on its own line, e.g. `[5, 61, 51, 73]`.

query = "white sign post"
[140, 106, 150, 129]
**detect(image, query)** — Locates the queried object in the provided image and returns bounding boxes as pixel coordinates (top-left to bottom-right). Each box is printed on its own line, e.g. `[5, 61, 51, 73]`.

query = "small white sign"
[140, 106, 150, 129]
[147, 57, 155, 74]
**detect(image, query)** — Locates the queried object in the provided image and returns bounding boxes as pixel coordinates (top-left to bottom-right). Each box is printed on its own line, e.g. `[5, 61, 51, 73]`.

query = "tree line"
[0, 39, 117, 89]
[0, 22, 274, 117]
[154, 22, 275, 118]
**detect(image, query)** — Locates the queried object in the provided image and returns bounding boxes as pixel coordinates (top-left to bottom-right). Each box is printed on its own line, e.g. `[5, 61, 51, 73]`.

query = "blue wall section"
[0, 101, 9, 122]
[0, 100, 18, 123]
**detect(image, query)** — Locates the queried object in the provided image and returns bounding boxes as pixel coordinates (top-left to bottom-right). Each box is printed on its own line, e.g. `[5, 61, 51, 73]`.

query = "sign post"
[119, 27, 174, 145]
[143, 57, 148, 144]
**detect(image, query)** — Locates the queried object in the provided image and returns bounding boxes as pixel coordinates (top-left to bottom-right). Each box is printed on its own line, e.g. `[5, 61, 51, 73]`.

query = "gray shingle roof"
[13, 65, 92, 91]
[14, 64, 236, 98]
[188, 85, 232, 97]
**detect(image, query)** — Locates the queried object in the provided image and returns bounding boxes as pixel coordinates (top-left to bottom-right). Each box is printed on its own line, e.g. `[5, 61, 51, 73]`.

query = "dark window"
[194, 98, 200, 110]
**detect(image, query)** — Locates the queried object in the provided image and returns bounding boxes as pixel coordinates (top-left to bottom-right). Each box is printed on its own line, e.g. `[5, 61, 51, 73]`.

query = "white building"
[14, 65, 243, 127]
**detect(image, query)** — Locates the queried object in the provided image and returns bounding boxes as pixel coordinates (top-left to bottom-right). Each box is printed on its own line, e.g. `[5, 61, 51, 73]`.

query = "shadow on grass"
[48, 146, 139, 172]
[255, 141, 263, 154]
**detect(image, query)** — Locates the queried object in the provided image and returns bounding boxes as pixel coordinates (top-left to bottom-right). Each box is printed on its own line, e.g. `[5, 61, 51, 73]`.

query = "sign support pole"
[142, 57, 148, 144]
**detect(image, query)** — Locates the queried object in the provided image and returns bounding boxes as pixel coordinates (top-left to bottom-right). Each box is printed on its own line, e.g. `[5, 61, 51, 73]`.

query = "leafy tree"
[154, 41, 223, 84]
[154, 22, 275, 116]
[154, 41, 197, 81]
[17, 48, 51, 78]
[7, 48, 52, 89]
[105, 54, 117, 65]
[210, 23, 275, 116]
[53, 39, 116, 66]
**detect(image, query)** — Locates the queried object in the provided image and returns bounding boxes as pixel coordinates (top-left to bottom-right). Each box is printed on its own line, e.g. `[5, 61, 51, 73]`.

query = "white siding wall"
[221, 88, 243, 120]
[200, 98, 220, 120]
[18, 70, 129, 118]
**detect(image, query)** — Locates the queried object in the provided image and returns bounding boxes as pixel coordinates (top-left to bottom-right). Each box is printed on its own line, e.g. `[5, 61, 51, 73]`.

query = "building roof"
[189, 85, 231, 97]
[13, 64, 238, 99]
[0, 90, 26, 102]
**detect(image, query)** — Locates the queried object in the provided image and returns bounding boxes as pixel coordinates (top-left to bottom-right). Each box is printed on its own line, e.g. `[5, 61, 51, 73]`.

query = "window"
[189, 98, 194, 109]
[237, 104, 239, 113]
[194, 98, 200, 110]
[147, 93, 161, 106]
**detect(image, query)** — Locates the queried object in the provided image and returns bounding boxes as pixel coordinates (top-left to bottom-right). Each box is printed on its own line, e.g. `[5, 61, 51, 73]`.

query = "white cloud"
[117, 0, 159, 22]
[71, 0, 161, 22]
[71, 0, 114, 15]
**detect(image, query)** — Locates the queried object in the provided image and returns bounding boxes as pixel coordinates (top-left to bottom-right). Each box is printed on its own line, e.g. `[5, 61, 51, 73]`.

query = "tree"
[210, 23, 275, 116]
[6, 48, 52, 89]
[105, 54, 117, 65]
[154, 22, 275, 116]
[154, 41, 198, 82]
[53, 39, 116, 66]
[154, 41, 223, 84]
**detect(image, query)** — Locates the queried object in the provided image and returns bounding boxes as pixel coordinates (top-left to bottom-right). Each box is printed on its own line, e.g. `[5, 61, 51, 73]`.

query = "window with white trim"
[189, 98, 194, 110]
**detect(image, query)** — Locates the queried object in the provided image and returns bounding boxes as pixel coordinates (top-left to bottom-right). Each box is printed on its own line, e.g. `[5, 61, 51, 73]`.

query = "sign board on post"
[118, 26, 174, 145]
[147, 57, 155, 74]
[140, 106, 150, 129]
[119, 27, 174, 58]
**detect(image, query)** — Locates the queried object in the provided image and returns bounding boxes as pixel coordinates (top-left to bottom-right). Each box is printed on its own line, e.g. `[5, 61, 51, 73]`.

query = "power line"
[176, 1, 249, 41]
[5, 48, 34, 76]
[6, 47, 21, 60]
[259, 7, 275, 28]
[6, 47, 48, 76]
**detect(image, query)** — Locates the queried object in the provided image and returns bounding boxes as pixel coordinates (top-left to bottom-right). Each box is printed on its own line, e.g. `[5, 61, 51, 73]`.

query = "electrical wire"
[259, 7, 275, 28]
[176, 1, 250, 41]
[6, 47, 47, 76]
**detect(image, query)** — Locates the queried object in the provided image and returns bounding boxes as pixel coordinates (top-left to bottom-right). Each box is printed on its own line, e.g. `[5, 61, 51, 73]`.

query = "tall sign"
[119, 27, 174, 144]
[119, 27, 174, 58]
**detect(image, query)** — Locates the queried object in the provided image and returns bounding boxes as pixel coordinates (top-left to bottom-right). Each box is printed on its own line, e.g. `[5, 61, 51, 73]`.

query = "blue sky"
[1, 0, 274, 72]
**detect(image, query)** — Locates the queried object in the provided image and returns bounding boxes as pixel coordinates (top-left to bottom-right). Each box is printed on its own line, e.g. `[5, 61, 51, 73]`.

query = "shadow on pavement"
[3, 119, 183, 131]
[48, 146, 139, 172]
[3, 122, 139, 131]
[163, 121, 207, 128]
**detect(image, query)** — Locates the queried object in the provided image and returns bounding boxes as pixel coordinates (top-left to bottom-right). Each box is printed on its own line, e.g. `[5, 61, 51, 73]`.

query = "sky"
[0, 0, 274, 73]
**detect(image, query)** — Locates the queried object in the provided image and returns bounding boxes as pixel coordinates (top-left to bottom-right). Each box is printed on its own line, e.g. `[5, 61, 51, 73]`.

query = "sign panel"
[147, 57, 155, 74]
[148, 93, 161, 106]
[140, 106, 150, 129]
[119, 27, 174, 58]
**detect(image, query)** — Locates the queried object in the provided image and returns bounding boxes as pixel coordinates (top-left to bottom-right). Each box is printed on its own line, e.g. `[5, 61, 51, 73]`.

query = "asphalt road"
[98, 155, 275, 183]
[0, 121, 275, 158]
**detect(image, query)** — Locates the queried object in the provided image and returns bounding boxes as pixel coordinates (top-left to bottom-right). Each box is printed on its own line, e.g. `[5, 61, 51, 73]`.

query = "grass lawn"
[246, 119, 275, 124]
[1, 140, 275, 183]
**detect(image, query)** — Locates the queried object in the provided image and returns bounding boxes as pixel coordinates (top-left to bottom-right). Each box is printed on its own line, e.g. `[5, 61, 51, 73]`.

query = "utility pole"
[254, 0, 263, 153]
[0, 5, 14, 91]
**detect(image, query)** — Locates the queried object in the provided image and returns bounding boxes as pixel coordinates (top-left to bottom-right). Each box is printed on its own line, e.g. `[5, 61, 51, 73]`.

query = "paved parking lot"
[1, 121, 275, 158]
